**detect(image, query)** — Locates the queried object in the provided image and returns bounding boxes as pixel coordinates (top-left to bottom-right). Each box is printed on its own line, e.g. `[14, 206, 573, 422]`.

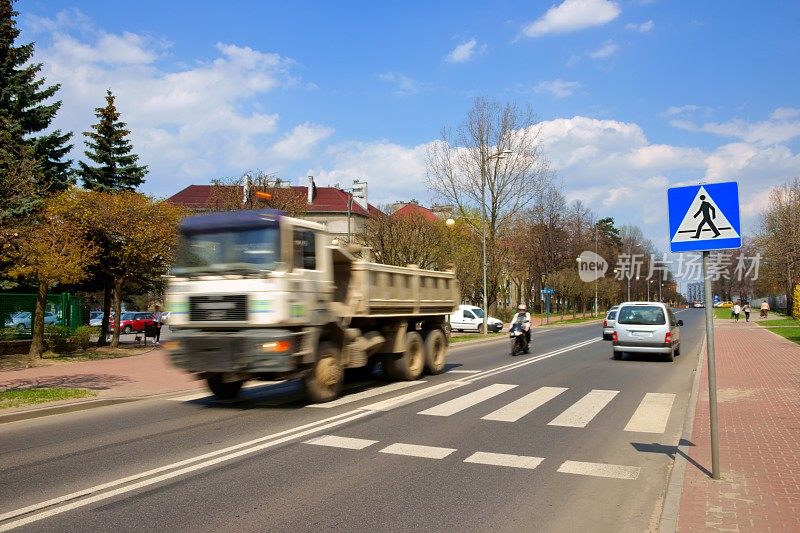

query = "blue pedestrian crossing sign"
[667, 181, 741, 253]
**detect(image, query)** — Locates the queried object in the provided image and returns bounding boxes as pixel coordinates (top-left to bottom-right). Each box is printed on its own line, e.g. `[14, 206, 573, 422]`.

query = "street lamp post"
[479, 149, 512, 334]
[594, 225, 598, 316]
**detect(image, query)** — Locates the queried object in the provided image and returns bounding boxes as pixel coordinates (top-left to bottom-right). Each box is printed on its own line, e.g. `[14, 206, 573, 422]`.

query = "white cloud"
[523, 0, 621, 37]
[313, 140, 431, 206]
[445, 38, 483, 63]
[664, 104, 700, 117]
[534, 79, 582, 98]
[27, 11, 309, 194]
[378, 72, 425, 96]
[672, 109, 800, 145]
[625, 20, 654, 33]
[588, 40, 619, 59]
[269, 123, 335, 161]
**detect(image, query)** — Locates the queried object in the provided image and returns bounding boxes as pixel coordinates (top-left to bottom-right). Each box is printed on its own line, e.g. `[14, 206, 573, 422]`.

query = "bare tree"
[426, 97, 551, 307]
[757, 177, 800, 313]
[206, 171, 307, 216]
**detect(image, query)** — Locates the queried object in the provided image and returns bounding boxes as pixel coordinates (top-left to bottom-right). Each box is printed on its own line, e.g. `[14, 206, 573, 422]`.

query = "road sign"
[541, 288, 554, 295]
[668, 181, 741, 253]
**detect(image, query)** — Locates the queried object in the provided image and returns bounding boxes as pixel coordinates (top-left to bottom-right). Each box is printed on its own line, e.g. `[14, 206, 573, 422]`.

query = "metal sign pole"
[702, 250, 721, 480]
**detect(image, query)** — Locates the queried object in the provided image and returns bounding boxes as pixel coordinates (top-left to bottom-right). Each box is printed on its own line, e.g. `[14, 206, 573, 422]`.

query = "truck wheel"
[206, 373, 244, 400]
[304, 342, 344, 403]
[424, 329, 448, 374]
[384, 332, 425, 381]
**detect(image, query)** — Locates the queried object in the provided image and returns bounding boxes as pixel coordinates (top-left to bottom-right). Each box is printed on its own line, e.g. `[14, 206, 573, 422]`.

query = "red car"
[109, 312, 156, 334]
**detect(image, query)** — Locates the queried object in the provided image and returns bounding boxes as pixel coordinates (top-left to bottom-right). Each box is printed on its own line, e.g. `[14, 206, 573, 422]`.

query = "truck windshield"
[173, 227, 281, 275]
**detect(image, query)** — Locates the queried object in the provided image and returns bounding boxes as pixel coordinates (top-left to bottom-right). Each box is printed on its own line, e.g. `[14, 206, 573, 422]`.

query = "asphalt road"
[0, 309, 705, 532]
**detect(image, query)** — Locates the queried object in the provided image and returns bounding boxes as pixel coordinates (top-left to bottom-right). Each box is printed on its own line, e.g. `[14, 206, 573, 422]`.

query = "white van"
[449, 305, 504, 332]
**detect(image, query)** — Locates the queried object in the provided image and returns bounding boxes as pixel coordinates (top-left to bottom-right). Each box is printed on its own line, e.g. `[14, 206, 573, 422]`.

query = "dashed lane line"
[557, 460, 641, 480]
[463, 451, 545, 470]
[379, 443, 457, 460]
[304, 435, 378, 450]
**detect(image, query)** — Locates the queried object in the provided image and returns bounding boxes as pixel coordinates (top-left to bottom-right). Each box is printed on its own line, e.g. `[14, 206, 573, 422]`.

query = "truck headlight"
[261, 340, 291, 353]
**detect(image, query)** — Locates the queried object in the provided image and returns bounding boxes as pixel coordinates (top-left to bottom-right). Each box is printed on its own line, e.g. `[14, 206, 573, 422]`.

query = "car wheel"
[664, 349, 675, 362]
[122, 325, 132, 334]
[674, 344, 681, 356]
[17, 323, 26, 332]
[613, 351, 622, 360]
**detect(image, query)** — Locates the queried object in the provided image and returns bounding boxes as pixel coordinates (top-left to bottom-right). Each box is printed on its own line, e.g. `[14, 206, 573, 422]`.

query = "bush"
[495, 306, 516, 323]
[0, 327, 21, 341]
[73, 326, 98, 350]
[44, 324, 76, 353]
[793, 283, 800, 321]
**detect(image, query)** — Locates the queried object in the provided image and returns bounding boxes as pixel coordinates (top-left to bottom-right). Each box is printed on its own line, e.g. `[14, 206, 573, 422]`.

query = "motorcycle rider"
[513, 303, 532, 351]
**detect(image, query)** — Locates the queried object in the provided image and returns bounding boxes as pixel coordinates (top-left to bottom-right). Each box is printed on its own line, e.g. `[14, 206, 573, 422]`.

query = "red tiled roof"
[167, 184, 379, 216]
[392, 203, 438, 221]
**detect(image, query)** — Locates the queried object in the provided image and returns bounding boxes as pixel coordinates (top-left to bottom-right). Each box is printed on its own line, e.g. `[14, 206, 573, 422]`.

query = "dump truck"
[163, 209, 460, 403]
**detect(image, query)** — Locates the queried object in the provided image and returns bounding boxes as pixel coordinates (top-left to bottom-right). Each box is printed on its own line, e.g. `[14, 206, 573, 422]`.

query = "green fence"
[0, 293, 86, 338]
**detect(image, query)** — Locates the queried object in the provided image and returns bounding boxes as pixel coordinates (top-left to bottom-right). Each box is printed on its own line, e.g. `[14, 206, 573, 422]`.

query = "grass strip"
[0, 388, 98, 409]
[761, 326, 800, 345]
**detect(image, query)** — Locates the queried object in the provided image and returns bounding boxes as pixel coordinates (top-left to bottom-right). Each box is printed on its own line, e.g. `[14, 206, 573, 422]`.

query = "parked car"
[89, 311, 104, 326]
[692, 301, 705, 308]
[449, 305, 504, 332]
[602, 306, 619, 340]
[109, 312, 155, 334]
[160, 311, 171, 324]
[4, 311, 59, 331]
[612, 302, 683, 362]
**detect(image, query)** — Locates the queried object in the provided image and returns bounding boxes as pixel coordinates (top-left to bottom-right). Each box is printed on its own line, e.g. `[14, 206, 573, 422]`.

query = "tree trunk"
[28, 279, 48, 359]
[97, 280, 112, 347]
[111, 278, 124, 348]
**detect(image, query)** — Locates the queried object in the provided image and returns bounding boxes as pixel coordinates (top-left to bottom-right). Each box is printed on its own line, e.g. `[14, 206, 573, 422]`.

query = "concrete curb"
[659, 330, 707, 533]
[0, 397, 144, 425]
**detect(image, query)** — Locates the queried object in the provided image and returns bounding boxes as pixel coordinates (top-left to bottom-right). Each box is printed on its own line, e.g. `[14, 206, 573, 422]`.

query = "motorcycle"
[509, 319, 530, 356]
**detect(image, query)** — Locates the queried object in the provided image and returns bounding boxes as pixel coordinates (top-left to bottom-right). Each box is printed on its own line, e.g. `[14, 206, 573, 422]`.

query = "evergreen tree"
[78, 89, 147, 192]
[0, 0, 73, 203]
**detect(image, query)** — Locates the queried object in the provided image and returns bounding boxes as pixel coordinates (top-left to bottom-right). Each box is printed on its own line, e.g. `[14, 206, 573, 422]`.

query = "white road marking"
[547, 389, 619, 428]
[361, 381, 467, 412]
[309, 380, 425, 408]
[557, 460, 641, 480]
[0, 410, 371, 531]
[379, 443, 456, 460]
[304, 435, 378, 450]
[0, 335, 600, 529]
[464, 452, 544, 470]
[481, 386, 568, 422]
[624, 393, 676, 433]
[465, 338, 602, 383]
[418, 384, 518, 417]
[447, 369, 480, 374]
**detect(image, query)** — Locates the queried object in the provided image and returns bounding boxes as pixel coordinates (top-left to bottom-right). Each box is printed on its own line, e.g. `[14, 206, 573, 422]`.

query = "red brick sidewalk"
[677, 320, 800, 531]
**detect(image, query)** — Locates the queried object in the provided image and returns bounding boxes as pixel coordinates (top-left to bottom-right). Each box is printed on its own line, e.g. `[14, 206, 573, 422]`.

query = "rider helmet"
[517, 304, 527, 311]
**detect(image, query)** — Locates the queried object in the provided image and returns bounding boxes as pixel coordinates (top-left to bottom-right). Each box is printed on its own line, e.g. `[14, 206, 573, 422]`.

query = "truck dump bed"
[331, 246, 459, 318]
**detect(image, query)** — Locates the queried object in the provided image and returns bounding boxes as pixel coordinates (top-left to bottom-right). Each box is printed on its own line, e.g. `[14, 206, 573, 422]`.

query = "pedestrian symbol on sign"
[669, 184, 740, 251]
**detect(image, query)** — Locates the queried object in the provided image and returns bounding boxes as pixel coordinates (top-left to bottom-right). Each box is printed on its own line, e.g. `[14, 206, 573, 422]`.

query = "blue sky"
[16, 0, 800, 251]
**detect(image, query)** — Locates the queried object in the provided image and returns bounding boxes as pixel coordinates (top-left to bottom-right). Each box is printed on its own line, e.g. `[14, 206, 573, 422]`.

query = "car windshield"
[617, 306, 666, 325]
[173, 227, 281, 275]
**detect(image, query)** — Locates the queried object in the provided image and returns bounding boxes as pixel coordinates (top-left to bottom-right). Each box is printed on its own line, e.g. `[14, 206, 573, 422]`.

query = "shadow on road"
[631, 438, 712, 477]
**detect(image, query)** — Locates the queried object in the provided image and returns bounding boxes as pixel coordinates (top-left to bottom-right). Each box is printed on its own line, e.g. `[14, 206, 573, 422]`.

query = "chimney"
[352, 179, 368, 211]
[307, 176, 316, 204]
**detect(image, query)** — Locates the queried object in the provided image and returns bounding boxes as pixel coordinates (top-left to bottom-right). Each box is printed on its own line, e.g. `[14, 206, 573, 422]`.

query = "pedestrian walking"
[743, 303, 751, 322]
[732, 302, 741, 322]
[152, 305, 163, 345]
[760, 300, 770, 318]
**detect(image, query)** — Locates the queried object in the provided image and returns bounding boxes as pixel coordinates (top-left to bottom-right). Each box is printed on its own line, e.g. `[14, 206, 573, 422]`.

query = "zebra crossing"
[303, 434, 642, 480]
[411, 383, 676, 434]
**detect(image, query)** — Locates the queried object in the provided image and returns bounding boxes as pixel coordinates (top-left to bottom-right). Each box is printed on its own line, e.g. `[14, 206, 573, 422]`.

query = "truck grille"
[189, 295, 248, 322]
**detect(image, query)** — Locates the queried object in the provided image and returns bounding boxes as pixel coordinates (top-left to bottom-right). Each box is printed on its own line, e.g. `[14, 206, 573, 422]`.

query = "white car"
[602, 306, 619, 340]
[449, 305, 503, 332]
